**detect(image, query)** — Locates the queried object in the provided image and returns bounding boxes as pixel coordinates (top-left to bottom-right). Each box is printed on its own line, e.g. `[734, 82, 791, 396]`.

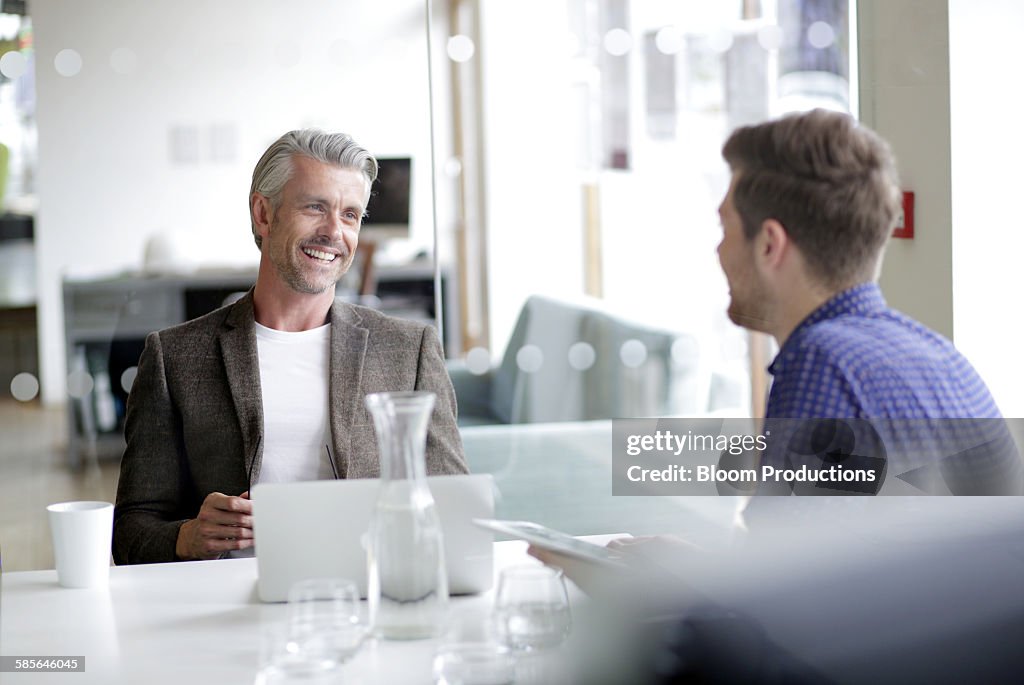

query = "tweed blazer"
[113, 291, 467, 565]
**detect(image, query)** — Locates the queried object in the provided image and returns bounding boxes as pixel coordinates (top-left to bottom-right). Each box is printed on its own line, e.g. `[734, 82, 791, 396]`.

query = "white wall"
[33, 0, 435, 404]
[949, 0, 1024, 416]
[858, 0, 953, 340]
[859, 0, 1024, 415]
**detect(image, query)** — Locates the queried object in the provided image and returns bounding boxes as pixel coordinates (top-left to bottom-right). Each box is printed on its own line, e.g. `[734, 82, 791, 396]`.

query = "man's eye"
[308, 204, 325, 212]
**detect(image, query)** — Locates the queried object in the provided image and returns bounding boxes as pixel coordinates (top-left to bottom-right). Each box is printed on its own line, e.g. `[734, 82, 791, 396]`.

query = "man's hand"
[175, 491, 253, 560]
[526, 546, 624, 597]
[528, 535, 700, 597]
[607, 535, 699, 565]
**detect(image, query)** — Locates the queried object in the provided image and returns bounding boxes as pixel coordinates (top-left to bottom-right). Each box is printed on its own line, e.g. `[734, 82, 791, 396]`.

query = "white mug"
[47, 501, 114, 588]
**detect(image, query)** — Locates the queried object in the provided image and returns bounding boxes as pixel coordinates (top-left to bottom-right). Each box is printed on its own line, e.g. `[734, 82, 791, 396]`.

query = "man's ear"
[251, 192, 273, 239]
[756, 218, 789, 271]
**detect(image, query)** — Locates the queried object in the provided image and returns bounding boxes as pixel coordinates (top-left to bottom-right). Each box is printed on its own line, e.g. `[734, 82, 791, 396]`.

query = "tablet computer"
[473, 518, 628, 568]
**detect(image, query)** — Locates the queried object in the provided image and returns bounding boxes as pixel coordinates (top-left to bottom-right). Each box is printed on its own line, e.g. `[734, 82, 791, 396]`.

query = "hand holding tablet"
[472, 519, 629, 569]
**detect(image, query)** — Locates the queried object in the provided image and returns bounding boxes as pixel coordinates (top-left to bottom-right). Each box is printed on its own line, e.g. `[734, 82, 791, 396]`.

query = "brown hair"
[721, 109, 902, 289]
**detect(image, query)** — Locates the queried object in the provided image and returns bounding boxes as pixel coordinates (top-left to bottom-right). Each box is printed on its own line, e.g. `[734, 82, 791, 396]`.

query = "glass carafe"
[365, 391, 448, 639]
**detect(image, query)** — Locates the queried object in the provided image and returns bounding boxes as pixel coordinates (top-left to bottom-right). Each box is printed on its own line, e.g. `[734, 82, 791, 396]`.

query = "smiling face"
[258, 155, 370, 295]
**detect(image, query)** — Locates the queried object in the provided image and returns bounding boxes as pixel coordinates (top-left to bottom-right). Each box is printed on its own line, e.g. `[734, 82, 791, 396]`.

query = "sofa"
[448, 294, 740, 426]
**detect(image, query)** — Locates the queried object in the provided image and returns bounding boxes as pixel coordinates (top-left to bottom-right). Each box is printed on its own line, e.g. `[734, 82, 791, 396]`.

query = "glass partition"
[0, 0, 855, 570]
[433, 0, 854, 536]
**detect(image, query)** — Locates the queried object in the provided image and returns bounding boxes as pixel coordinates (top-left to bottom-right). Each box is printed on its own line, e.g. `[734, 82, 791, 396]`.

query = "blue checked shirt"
[757, 284, 1020, 495]
[765, 283, 1001, 420]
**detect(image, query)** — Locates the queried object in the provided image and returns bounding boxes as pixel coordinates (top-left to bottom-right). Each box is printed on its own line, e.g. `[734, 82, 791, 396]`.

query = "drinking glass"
[431, 606, 514, 684]
[255, 624, 340, 684]
[493, 565, 572, 651]
[433, 643, 515, 685]
[287, 578, 366, 666]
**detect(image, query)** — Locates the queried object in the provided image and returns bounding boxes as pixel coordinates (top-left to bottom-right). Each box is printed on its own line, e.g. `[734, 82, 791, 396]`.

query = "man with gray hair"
[113, 130, 467, 564]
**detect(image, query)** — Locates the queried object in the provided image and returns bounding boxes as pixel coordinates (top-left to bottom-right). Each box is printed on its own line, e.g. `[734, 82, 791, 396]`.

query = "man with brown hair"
[717, 109, 1018, 496]
[718, 109, 1001, 422]
[530, 110, 1021, 683]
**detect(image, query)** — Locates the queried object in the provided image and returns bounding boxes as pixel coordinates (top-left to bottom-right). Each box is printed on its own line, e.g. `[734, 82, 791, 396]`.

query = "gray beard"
[272, 251, 339, 295]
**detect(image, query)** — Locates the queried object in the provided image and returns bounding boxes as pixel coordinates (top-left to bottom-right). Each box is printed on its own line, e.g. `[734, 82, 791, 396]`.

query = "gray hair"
[249, 129, 379, 249]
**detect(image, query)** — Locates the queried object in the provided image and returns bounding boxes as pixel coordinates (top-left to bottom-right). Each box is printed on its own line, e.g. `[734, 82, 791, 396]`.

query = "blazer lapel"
[219, 291, 264, 487]
[328, 300, 368, 478]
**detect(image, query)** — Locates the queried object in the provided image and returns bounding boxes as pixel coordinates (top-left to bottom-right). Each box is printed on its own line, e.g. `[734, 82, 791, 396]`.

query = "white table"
[1, 539, 599, 684]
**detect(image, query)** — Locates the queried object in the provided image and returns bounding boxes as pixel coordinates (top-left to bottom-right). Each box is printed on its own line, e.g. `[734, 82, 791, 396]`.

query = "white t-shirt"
[253, 321, 335, 484]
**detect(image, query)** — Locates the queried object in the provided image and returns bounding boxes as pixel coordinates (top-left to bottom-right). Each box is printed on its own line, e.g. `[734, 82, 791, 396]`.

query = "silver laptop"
[252, 474, 495, 602]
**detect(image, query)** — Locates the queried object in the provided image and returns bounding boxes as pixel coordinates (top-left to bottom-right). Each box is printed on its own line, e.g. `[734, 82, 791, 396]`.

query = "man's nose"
[319, 214, 344, 242]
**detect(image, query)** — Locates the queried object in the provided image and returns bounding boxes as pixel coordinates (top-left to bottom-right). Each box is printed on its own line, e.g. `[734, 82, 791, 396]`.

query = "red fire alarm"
[893, 191, 914, 239]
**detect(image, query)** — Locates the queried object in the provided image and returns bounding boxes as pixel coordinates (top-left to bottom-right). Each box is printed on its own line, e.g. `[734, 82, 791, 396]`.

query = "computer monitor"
[363, 157, 411, 242]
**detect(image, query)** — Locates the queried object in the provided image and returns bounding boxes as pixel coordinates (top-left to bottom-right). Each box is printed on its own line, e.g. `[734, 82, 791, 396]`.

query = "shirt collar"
[767, 282, 887, 377]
